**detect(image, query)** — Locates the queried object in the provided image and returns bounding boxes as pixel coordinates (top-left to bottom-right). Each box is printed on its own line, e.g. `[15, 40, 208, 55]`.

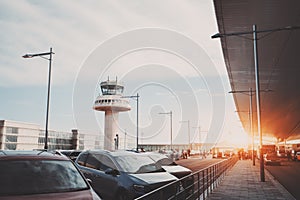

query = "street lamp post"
[212, 25, 300, 182]
[22, 47, 54, 150]
[193, 126, 208, 154]
[179, 120, 191, 150]
[124, 129, 127, 149]
[252, 25, 265, 181]
[159, 111, 173, 150]
[249, 88, 254, 166]
[123, 93, 139, 152]
[193, 126, 201, 150]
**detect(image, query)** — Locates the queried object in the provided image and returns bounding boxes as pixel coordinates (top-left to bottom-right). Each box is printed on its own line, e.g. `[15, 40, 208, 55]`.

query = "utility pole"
[159, 111, 173, 150]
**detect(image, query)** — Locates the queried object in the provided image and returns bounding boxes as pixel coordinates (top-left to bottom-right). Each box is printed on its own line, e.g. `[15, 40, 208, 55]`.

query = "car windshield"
[114, 155, 162, 173]
[0, 160, 89, 196]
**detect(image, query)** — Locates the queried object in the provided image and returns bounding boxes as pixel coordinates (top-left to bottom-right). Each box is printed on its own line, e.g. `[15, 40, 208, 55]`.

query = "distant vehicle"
[262, 144, 276, 154]
[59, 150, 82, 161]
[296, 152, 300, 161]
[0, 150, 101, 200]
[264, 152, 281, 166]
[189, 150, 200, 156]
[159, 149, 181, 161]
[75, 150, 179, 200]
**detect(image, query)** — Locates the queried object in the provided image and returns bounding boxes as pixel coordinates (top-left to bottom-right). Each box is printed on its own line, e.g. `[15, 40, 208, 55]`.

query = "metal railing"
[135, 156, 238, 200]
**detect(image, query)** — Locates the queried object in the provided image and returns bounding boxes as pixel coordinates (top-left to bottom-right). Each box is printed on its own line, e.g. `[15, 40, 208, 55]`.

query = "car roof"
[0, 150, 69, 161]
[85, 149, 139, 157]
[58, 149, 82, 153]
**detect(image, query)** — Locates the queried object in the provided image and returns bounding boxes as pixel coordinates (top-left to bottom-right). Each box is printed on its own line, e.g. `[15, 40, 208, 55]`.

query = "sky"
[0, 0, 248, 148]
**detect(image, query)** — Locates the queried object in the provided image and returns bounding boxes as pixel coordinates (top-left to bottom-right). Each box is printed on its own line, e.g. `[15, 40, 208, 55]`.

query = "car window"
[70, 151, 81, 157]
[85, 153, 117, 171]
[85, 154, 101, 170]
[0, 160, 89, 196]
[77, 152, 88, 166]
[100, 155, 117, 171]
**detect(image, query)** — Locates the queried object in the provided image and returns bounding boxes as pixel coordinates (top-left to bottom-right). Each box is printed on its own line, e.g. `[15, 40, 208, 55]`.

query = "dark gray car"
[75, 150, 179, 200]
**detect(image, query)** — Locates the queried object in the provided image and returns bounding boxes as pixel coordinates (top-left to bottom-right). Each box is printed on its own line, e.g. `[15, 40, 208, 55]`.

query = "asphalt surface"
[175, 156, 224, 172]
[265, 160, 300, 199]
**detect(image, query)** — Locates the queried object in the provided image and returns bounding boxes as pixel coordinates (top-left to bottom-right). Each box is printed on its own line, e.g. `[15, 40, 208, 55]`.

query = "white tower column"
[104, 110, 119, 150]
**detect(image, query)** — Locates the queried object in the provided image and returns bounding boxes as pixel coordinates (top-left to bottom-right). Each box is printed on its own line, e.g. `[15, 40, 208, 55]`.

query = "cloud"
[0, 0, 225, 87]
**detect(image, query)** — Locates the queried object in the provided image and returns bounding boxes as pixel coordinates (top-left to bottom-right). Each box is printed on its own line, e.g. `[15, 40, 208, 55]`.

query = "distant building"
[0, 120, 102, 150]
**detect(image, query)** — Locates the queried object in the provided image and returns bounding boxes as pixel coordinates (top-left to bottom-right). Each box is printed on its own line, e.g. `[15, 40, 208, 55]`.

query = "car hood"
[162, 165, 191, 174]
[0, 190, 101, 200]
[130, 172, 177, 184]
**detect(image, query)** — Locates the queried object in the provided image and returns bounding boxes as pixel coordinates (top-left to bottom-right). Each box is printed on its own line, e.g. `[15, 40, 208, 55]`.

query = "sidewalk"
[207, 159, 295, 200]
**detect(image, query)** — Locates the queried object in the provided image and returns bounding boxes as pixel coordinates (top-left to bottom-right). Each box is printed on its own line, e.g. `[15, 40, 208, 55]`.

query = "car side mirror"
[105, 168, 119, 176]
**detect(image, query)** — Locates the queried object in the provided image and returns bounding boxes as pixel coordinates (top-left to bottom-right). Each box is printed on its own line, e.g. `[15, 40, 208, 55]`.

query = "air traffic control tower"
[93, 78, 131, 150]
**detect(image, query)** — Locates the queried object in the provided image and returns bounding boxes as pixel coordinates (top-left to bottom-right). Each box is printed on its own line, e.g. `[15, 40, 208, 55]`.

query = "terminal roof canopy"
[212, 0, 300, 140]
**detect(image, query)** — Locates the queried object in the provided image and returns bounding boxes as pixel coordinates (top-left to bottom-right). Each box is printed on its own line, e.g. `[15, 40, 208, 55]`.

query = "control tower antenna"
[93, 77, 131, 150]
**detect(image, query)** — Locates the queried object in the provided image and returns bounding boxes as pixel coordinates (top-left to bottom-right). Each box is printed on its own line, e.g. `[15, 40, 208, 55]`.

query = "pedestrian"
[181, 149, 186, 159]
[287, 151, 291, 161]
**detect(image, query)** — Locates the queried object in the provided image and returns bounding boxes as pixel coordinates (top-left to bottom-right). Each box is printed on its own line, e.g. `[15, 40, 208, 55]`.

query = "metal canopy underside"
[213, 0, 300, 140]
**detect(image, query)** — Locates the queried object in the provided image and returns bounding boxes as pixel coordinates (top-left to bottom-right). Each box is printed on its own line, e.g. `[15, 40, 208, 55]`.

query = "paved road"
[265, 160, 300, 199]
[175, 156, 224, 172]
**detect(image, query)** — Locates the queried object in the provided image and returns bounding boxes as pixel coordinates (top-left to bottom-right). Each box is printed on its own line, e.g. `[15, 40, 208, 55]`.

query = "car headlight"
[133, 184, 145, 192]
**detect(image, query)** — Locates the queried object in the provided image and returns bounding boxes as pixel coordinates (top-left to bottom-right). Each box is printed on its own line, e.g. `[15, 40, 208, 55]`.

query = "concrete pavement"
[207, 159, 296, 200]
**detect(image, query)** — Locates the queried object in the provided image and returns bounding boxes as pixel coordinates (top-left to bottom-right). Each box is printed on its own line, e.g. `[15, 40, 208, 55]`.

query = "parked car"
[75, 150, 179, 200]
[264, 152, 281, 165]
[142, 152, 193, 193]
[58, 150, 82, 161]
[0, 150, 101, 200]
[143, 152, 192, 178]
[158, 149, 181, 161]
[296, 152, 300, 161]
[189, 150, 200, 156]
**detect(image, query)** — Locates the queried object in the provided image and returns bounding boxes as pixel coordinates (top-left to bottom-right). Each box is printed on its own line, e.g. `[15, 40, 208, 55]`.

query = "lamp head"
[211, 33, 222, 39]
[22, 54, 33, 58]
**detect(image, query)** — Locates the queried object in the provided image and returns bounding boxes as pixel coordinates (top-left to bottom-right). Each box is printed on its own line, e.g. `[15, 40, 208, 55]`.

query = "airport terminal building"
[0, 120, 102, 150]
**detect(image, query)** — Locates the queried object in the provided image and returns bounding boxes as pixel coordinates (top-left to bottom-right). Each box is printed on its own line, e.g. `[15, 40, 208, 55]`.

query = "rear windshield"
[0, 160, 89, 196]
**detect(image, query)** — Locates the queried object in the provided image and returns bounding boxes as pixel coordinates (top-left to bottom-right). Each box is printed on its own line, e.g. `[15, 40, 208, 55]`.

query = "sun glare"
[217, 130, 249, 149]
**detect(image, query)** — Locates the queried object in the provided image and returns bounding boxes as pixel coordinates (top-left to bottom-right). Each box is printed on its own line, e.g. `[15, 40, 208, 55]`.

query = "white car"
[141, 152, 194, 192]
